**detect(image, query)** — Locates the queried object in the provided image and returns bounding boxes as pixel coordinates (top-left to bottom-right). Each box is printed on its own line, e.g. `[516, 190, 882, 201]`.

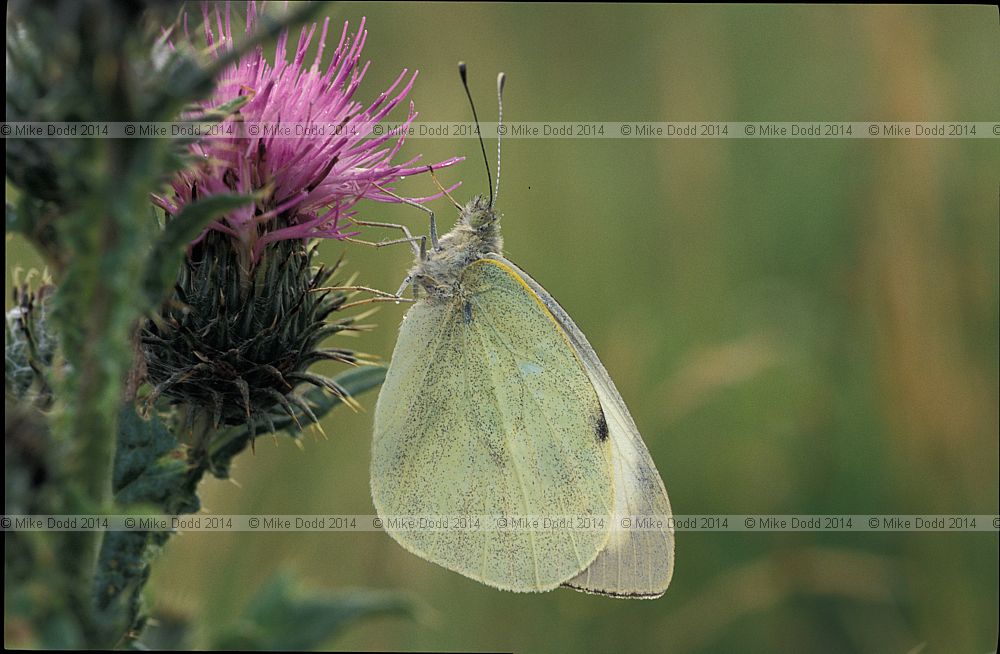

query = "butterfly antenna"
[459, 61, 493, 207]
[494, 72, 506, 208]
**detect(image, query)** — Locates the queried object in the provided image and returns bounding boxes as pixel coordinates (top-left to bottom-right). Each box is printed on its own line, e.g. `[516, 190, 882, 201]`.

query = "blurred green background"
[6, 3, 998, 652]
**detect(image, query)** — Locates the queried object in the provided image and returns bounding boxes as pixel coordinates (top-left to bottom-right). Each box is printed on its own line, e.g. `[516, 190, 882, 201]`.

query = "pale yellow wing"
[371, 258, 614, 592]
[492, 255, 675, 598]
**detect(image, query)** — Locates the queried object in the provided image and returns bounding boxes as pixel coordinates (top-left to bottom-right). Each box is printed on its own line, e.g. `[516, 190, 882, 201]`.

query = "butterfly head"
[461, 194, 500, 232]
[434, 193, 502, 265]
[397, 66, 506, 299]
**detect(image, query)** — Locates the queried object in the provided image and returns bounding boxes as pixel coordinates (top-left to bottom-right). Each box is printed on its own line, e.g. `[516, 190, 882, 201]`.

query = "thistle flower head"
[154, 4, 458, 263]
[143, 5, 459, 435]
[142, 234, 364, 432]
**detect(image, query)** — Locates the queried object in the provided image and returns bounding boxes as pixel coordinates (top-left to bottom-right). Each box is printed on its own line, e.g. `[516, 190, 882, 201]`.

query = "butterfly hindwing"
[490, 256, 675, 598]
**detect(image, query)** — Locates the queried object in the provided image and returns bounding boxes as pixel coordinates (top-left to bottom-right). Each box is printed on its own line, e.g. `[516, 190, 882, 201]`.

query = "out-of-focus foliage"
[5, 0, 231, 645]
[209, 572, 417, 651]
[133, 571, 418, 651]
[5, 1, 396, 649]
[94, 363, 386, 647]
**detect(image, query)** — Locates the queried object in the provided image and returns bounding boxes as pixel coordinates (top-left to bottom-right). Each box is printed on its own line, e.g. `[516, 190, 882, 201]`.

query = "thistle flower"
[153, 4, 458, 263]
[143, 5, 457, 435]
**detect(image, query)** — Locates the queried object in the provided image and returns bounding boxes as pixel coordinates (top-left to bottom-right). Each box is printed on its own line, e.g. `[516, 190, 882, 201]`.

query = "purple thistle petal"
[158, 4, 459, 263]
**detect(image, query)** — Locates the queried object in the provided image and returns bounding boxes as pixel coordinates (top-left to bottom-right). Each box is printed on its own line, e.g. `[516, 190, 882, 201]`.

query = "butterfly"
[369, 64, 673, 598]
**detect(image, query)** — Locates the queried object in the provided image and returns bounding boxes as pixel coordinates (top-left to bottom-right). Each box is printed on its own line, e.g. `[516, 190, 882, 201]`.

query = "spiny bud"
[141, 231, 367, 435]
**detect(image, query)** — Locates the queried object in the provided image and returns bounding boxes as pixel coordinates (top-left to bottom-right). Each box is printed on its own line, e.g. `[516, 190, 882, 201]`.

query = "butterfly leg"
[395, 275, 414, 297]
[311, 283, 417, 310]
[373, 183, 439, 251]
[312, 281, 419, 309]
[314, 219, 423, 305]
[338, 295, 417, 311]
[345, 218, 425, 257]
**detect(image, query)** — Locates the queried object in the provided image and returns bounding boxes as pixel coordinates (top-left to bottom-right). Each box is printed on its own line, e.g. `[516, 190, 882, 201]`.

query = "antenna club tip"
[458, 61, 468, 78]
[498, 72, 507, 92]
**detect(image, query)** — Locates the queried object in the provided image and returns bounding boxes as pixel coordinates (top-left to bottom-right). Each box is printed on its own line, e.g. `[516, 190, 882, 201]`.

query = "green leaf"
[142, 193, 257, 306]
[94, 407, 198, 639]
[111, 406, 198, 513]
[210, 572, 415, 651]
[112, 406, 181, 496]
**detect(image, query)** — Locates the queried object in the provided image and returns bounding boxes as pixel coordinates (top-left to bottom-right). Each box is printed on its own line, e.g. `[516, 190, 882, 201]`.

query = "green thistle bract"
[5, 281, 57, 407]
[142, 230, 364, 434]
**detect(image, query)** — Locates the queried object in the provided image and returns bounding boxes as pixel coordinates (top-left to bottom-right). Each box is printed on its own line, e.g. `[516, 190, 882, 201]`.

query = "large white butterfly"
[369, 66, 673, 598]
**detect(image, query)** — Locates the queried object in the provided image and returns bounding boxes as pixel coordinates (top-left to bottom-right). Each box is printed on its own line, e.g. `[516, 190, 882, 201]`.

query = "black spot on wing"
[463, 301, 473, 324]
[595, 410, 609, 442]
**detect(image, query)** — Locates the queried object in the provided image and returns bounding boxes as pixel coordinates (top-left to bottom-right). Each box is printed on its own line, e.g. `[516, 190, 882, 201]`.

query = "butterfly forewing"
[372, 258, 615, 592]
